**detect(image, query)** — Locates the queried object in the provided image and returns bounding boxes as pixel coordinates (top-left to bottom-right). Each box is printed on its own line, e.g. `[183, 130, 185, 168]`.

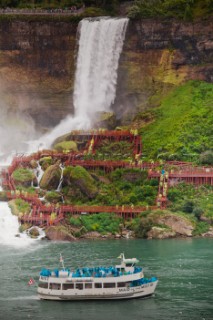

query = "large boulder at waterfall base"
[94, 112, 116, 130]
[45, 226, 76, 241]
[28, 227, 40, 238]
[39, 162, 61, 190]
[12, 168, 36, 187]
[65, 166, 98, 199]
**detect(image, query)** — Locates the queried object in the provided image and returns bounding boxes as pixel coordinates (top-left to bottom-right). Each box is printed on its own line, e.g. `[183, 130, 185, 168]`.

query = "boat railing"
[40, 266, 143, 279]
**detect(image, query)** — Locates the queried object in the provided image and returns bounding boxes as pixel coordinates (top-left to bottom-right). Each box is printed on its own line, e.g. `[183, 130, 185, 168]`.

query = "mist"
[0, 18, 129, 162]
[0, 97, 38, 163]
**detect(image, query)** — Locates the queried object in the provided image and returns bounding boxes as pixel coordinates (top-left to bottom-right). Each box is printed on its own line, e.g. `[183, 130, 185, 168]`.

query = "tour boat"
[37, 253, 158, 300]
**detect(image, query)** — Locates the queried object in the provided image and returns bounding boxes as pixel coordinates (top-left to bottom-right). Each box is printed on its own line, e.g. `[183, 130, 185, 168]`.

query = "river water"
[0, 238, 212, 320]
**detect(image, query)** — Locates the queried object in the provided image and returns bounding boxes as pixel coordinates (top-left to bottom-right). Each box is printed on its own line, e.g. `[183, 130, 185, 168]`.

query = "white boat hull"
[38, 281, 158, 301]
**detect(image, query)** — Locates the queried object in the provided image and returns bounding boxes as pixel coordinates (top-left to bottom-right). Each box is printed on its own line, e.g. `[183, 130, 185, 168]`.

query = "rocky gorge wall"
[0, 17, 212, 131]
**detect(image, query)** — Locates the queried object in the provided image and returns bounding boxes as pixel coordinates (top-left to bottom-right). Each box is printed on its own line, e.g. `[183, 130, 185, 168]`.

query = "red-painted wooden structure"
[1, 130, 213, 226]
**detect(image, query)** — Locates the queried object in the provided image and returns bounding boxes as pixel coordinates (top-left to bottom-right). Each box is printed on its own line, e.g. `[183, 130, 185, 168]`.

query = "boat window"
[49, 283, 61, 290]
[63, 283, 74, 290]
[103, 283, 115, 288]
[126, 263, 134, 267]
[117, 281, 131, 288]
[95, 283, 102, 289]
[38, 282, 48, 289]
[76, 283, 83, 290]
[117, 282, 126, 288]
[85, 283, 92, 289]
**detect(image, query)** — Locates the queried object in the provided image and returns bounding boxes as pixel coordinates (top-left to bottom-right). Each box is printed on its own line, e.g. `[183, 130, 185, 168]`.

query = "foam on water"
[0, 202, 43, 247]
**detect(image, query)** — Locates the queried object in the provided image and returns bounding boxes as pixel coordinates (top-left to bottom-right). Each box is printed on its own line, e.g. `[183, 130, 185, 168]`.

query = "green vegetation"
[94, 140, 133, 160]
[53, 141, 78, 153]
[12, 168, 34, 184]
[9, 198, 31, 215]
[0, 0, 125, 15]
[62, 167, 158, 206]
[69, 212, 122, 235]
[45, 191, 62, 203]
[128, 0, 213, 20]
[168, 183, 213, 220]
[68, 166, 98, 199]
[141, 81, 213, 162]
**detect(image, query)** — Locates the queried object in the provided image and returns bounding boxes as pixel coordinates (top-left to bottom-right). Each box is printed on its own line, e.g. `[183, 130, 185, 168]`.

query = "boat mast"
[60, 253, 65, 269]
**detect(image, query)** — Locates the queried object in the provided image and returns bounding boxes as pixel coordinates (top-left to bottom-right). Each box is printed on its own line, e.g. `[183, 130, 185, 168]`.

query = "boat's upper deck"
[40, 265, 143, 279]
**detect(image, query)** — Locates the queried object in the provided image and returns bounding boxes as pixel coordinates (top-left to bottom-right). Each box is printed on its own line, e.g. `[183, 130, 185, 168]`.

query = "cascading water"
[27, 17, 129, 152]
[0, 202, 33, 247]
[0, 17, 128, 245]
[56, 164, 64, 192]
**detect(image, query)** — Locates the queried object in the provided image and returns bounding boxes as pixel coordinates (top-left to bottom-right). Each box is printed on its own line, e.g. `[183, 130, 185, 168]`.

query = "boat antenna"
[60, 253, 65, 269]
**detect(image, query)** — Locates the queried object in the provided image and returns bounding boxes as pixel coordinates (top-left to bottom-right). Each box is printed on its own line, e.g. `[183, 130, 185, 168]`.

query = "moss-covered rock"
[69, 166, 98, 199]
[53, 140, 78, 153]
[12, 168, 35, 188]
[39, 162, 62, 190]
[94, 112, 116, 130]
[39, 156, 53, 171]
[30, 159, 38, 169]
[45, 191, 62, 204]
[28, 227, 40, 238]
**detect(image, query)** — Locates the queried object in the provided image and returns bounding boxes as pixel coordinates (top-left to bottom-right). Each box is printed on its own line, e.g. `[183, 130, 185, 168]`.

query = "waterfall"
[73, 17, 129, 120]
[27, 17, 128, 152]
[56, 164, 64, 192]
[0, 202, 33, 247]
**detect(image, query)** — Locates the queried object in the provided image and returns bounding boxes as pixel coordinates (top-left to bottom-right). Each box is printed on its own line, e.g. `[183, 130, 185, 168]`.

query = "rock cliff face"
[0, 19, 78, 130]
[116, 18, 213, 122]
[0, 17, 212, 130]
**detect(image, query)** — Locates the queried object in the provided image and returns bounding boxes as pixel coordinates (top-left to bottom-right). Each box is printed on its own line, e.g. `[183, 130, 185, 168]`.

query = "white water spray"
[0, 202, 32, 247]
[27, 17, 128, 152]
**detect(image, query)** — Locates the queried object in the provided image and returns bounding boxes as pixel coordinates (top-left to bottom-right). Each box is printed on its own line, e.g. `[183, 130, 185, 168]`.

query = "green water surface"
[0, 238, 212, 320]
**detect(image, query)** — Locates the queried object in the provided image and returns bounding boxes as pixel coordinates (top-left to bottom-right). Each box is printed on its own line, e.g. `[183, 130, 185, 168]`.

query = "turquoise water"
[0, 238, 212, 320]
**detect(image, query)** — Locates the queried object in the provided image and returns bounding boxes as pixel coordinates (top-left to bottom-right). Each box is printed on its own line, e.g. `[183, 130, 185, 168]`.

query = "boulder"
[53, 140, 78, 153]
[147, 226, 176, 239]
[39, 161, 62, 190]
[12, 168, 36, 188]
[202, 227, 213, 238]
[82, 231, 102, 239]
[156, 214, 194, 237]
[30, 159, 38, 169]
[69, 166, 98, 199]
[28, 227, 40, 239]
[94, 112, 116, 130]
[39, 156, 53, 171]
[45, 226, 76, 241]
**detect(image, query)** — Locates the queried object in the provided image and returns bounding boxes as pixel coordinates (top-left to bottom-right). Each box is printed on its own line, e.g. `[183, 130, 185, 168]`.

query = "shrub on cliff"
[127, 0, 213, 20]
[199, 150, 213, 165]
[69, 212, 122, 235]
